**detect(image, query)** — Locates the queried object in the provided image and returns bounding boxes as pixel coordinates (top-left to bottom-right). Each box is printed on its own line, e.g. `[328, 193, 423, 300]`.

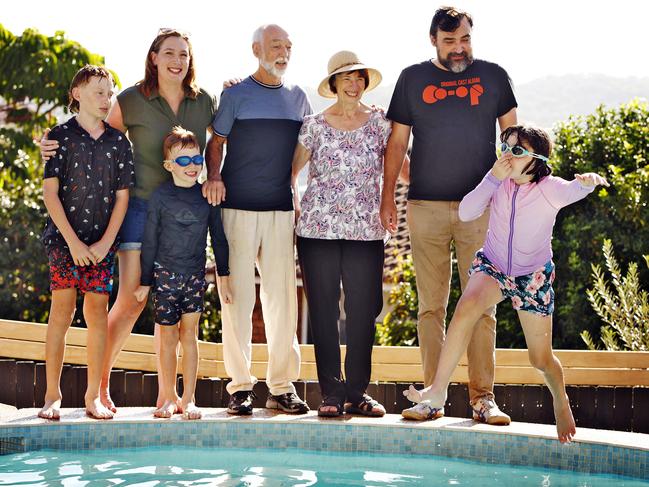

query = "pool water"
[0, 447, 645, 486]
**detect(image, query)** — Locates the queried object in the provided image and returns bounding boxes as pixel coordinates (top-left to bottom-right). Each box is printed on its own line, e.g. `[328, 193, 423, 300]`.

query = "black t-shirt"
[140, 182, 230, 286]
[387, 59, 517, 201]
[42, 117, 135, 250]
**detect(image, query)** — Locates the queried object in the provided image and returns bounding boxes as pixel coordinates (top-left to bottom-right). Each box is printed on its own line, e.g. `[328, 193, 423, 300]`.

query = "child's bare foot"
[554, 400, 576, 444]
[156, 395, 182, 414]
[403, 385, 446, 406]
[85, 397, 114, 420]
[100, 388, 117, 413]
[38, 398, 62, 420]
[154, 399, 180, 418]
[403, 385, 425, 403]
[181, 402, 202, 420]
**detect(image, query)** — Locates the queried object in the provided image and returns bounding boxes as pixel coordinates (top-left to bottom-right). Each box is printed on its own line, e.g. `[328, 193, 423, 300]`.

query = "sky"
[3, 0, 649, 93]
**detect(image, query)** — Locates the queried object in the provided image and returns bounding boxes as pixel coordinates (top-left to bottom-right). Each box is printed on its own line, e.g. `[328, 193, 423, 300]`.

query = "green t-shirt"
[118, 85, 216, 200]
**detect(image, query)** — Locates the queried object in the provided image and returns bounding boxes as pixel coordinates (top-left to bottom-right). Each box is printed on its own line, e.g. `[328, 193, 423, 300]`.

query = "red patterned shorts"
[47, 245, 117, 294]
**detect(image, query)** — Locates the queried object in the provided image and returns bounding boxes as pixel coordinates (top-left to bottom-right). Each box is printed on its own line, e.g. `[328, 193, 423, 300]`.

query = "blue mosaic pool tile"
[1, 421, 647, 480]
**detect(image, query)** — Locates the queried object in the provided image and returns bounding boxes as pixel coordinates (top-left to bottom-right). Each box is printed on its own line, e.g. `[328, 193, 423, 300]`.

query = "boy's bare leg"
[39, 288, 77, 420]
[155, 322, 181, 418]
[179, 313, 201, 420]
[518, 310, 576, 443]
[83, 292, 113, 419]
[154, 324, 181, 410]
[405, 273, 503, 405]
[100, 250, 148, 411]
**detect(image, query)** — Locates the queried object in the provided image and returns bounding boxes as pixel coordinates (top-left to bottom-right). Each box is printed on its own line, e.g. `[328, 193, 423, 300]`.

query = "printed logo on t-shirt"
[422, 77, 483, 106]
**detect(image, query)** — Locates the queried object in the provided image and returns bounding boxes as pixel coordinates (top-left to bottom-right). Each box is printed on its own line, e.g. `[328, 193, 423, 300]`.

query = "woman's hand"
[36, 128, 59, 162]
[222, 78, 243, 89]
[293, 192, 301, 225]
[134, 286, 150, 303]
[490, 153, 514, 181]
[574, 172, 609, 187]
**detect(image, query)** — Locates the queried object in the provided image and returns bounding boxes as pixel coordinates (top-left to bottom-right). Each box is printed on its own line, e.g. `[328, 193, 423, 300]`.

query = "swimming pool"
[1, 410, 647, 484]
[2, 446, 647, 486]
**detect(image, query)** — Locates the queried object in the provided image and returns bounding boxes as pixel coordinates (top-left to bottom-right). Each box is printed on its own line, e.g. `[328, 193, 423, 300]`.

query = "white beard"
[261, 59, 287, 78]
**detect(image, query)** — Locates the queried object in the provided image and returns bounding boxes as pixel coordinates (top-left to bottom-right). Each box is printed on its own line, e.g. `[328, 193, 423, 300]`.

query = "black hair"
[430, 6, 473, 38]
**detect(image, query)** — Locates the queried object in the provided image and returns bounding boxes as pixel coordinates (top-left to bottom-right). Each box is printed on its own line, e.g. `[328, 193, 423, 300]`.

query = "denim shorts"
[469, 250, 555, 316]
[118, 197, 148, 251]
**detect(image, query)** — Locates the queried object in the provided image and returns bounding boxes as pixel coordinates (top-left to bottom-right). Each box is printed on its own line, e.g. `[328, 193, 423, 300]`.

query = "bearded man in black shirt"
[380, 6, 517, 425]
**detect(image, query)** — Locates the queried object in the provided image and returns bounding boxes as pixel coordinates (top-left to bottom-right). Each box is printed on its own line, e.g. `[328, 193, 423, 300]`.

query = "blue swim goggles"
[500, 143, 549, 162]
[166, 154, 204, 167]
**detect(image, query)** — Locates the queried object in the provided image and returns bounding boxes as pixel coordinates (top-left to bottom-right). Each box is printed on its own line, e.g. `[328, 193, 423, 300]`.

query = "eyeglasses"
[165, 155, 204, 167]
[500, 143, 549, 162]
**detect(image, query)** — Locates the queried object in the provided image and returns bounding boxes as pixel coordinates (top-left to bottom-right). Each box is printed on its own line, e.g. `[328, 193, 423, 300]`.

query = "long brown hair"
[138, 29, 199, 99]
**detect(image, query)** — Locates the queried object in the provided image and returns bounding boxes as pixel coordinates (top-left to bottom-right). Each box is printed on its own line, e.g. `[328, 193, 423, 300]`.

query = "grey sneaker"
[266, 392, 309, 414]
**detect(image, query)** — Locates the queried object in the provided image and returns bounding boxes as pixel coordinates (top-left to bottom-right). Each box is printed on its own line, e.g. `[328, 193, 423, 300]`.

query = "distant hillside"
[515, 74, 649, 128]
[305, 74, 649, 130]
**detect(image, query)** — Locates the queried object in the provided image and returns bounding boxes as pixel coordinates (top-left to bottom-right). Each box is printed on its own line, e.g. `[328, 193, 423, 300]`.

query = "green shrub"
[552, 99, 649, 348]
[376, 254, 419, 346]
[581, 239, 649, 351]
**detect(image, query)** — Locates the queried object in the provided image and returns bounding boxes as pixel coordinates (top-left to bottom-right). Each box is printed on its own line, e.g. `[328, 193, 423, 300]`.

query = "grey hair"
[252, 25, 267, 44]
[252, 24, 286, 45]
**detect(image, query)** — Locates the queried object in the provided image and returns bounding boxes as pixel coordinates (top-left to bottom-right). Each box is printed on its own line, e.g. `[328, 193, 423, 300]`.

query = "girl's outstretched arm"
[542, 172, 609, 209]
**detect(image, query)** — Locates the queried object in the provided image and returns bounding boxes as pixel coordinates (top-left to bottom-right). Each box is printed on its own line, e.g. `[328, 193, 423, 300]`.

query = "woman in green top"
[41, 28, 217, 416]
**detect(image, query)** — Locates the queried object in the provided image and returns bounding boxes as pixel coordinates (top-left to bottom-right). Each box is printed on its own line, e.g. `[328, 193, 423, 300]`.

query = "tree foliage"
[581, 239, 649, 351]
[0, 25, 115, 323]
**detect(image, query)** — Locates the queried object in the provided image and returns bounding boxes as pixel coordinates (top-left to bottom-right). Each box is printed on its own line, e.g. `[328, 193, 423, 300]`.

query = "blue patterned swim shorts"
[152, 263, 207, 325]
[469, 250, 555, 316]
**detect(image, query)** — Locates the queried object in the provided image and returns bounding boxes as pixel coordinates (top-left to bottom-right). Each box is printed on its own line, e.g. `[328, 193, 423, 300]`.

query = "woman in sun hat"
[291, 50, 392, 417]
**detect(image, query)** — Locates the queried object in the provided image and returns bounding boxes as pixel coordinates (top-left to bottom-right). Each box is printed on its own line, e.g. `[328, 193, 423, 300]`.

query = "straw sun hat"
[317, 50, 382, 98]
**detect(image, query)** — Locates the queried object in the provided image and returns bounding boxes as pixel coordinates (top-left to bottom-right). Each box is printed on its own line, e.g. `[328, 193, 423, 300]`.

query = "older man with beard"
[380, 7, 518, 424]
[204, 24, 310, 415]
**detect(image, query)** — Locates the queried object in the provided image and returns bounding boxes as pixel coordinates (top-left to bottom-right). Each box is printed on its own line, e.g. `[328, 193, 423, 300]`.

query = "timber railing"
[1, 319, 648, 432]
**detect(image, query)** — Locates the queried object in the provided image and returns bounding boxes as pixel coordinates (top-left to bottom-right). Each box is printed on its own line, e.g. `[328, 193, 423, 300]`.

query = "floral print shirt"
[296, 110, 391, 241]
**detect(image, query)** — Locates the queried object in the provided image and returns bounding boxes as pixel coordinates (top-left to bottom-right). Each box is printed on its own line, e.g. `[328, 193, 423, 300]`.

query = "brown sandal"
[344, 394, 386, 417]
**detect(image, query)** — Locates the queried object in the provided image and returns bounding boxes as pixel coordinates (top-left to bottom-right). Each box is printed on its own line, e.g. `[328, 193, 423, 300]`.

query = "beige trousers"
[407, 200, 497, 403]
[221, 209, 300, 396]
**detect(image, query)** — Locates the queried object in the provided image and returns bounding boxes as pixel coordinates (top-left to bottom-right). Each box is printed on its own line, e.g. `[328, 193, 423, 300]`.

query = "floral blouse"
[296, 110, 391, 241]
